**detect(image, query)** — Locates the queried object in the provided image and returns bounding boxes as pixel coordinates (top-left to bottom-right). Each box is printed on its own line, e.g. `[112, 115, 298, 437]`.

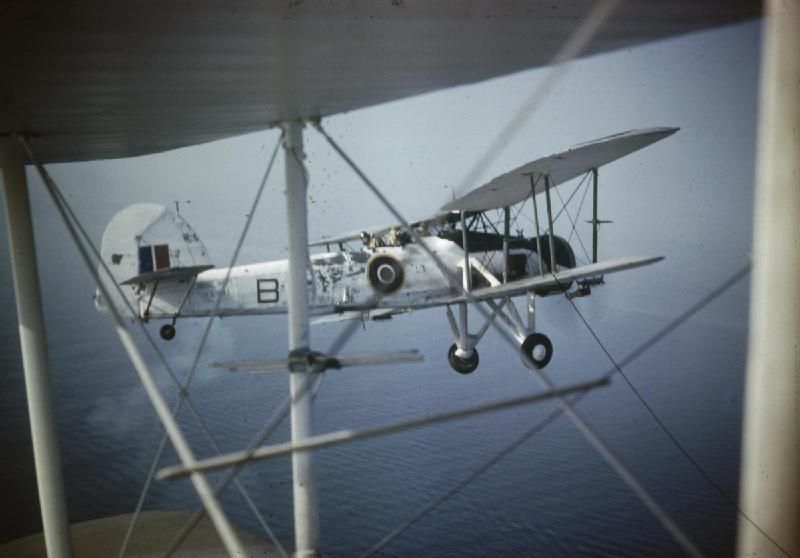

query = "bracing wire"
[19, 133, 288, 557]
[158, 305, 373, 558]
[361, 263, 752, 557]
[311, 122, 705, 558]
[512, 200, 530, 232]
[451, 0, 622, 200]
[552, 171, 590, 225]
[47, 173, 284, 553]
[519, 172, 590, 241]
[19, 136, 250, 558]
[118, 132, 289, 558]
[553, 179, 592, 263]
[158, 379, 608, 480]
[33, 172, 259, 556]
[559, 264, 792, 558]
[569, 175, 593, 245]
[159, 143, 384, 557]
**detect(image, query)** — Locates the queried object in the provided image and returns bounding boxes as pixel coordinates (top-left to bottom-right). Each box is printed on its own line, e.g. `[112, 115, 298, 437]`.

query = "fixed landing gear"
[447, 343, 479, 374]
[521, 333, 553, 369]
[160, 324, 176, 341]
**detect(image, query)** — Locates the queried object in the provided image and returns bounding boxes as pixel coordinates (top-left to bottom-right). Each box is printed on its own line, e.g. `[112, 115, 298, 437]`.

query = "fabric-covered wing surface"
[447, 256, 664, 303]
[1, 1, 757, 164]
[442, 127, 678, 212]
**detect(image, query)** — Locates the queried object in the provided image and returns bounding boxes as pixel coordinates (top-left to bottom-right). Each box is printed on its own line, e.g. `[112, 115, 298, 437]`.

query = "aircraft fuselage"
[139, 237, 472, 320]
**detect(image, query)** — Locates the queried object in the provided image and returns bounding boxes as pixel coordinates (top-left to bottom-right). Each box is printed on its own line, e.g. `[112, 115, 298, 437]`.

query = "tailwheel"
[447, 343, 479, 375]
[160, 324, 176, 341]
[521, 333, 553, 369]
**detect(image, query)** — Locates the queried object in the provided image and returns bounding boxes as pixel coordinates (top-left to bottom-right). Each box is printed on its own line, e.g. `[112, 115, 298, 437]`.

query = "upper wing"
[442, 128, 678, 212]
[446, 256, 663, 303]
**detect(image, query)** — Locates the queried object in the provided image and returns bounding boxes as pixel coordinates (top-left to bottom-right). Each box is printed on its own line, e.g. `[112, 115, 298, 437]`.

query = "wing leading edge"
[444, 256, 664, 303]
[442, 127, 678, 212]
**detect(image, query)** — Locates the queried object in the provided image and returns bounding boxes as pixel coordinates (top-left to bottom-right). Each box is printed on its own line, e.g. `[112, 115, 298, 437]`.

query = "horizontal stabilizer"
[311, 308, 410, 325]
[450, 256, 664, 302]
[96, 203, 212, 314]
[120, 264, 214, 285]
[211, 349, 423, 373]
[442, 127, 678, 212]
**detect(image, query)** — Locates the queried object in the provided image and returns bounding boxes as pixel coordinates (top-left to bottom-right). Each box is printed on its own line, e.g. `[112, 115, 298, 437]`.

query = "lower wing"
[445, 256, 663, 303]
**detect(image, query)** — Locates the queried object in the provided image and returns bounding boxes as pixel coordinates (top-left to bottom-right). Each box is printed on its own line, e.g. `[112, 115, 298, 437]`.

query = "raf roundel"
[366, 254, 405, 295]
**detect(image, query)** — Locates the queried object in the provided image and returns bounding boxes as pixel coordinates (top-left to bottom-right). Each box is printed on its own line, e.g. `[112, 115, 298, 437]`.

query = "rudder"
[95, 204, 211, 315]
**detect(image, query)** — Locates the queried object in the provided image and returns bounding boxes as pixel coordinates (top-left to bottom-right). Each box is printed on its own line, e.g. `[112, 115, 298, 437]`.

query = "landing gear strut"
[521, 333, 552, 369]
[447, 343, 479, 374]
[160, 324, 176, 341]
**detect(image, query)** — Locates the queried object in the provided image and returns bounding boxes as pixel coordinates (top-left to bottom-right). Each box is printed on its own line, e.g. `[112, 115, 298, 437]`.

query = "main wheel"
[447, 343, 479, 374]
[160, 324, 176, 341]
[521, 333, 553, 369]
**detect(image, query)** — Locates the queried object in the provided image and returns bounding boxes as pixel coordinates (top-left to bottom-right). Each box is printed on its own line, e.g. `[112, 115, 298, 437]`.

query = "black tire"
[447, 343, 479, 374]
[521, 333, 553, 369]
[160, 324, 176, 341]
[366, 255, 404, 295]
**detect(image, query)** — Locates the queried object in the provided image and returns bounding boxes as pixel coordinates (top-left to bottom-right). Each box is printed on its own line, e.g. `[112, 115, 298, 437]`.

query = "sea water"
[0, 253, 749, 557]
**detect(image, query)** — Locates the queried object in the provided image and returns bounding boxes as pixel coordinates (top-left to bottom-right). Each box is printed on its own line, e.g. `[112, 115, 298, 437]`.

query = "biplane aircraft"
[97, 127, 675, 374]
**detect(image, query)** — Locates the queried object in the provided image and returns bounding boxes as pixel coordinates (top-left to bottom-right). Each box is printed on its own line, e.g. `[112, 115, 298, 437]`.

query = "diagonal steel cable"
[20, 133, 288, 556]
[360, 263, 752, 556]
[158, 309, 371, 557]
[158, 144, 393, 557]
[311, 122, 705, 558]
[567, 175, 592, 247]
[118, 133, 288, 557]
[552, 171, 590, 225]
[452, 0, 622, 200]
[557, 264, 791, 558]
[158, 379, 610, 479]
[554, 179, 591, 263]
[19, 136, 249, 557]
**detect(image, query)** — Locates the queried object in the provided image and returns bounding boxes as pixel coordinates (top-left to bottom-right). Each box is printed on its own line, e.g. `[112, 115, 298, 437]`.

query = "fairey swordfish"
[95, 127, 675, 373]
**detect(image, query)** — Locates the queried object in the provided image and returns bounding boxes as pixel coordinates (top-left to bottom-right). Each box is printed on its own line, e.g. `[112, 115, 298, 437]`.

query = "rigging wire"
[512, 200, 530, 232]
[362, 263, 752, 557]
[559, 264, 791, 558]
[19, 137, 251, 558]
[552, 171, 590, 225]
[519, 172, 590, 243]
[554, 179, 592, 263]
[451, 0, 622, 200]
[159, 293, 377, 557]
[312, 121, 705, 558]
[158, 144, 383, 556]
[119, 133, 289, 558]
[569, 175, 593, 245]
[20, 134, 289, 558]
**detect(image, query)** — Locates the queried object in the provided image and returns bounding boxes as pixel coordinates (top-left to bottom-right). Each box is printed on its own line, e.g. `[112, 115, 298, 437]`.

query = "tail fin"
[95, 204, 211, 314]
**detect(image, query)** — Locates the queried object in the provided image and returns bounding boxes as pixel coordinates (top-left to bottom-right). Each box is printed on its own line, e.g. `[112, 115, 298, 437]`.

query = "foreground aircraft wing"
[448, 256, 663, 303]
[442, 127, 678, 212]
[2, 4, 756, 165]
